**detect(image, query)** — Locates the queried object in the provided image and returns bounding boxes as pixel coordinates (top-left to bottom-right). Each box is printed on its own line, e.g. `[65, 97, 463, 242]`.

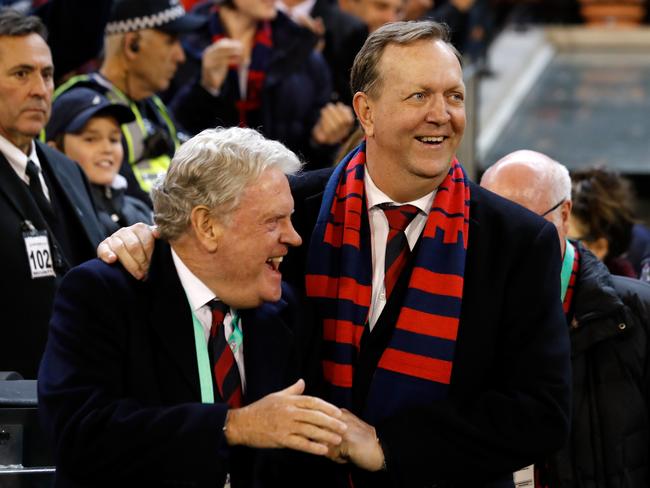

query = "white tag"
[514, 464, 534, 487]
[24, 231, 56, 279]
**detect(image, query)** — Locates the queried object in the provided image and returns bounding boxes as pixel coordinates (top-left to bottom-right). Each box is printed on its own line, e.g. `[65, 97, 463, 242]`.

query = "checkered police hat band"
[105, 5, 186, 35]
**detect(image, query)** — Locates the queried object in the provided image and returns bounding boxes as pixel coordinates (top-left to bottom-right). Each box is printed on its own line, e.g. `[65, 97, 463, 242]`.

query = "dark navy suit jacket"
[38, 241, 313, 488]
[0, 141, 104, 378]
[285, 169, 572, 488]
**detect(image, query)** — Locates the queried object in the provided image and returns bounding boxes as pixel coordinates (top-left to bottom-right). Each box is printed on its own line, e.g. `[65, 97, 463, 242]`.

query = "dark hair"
[0, 8, 48, 39]
[350, 20, 460, 99]
[571, 167, 636, 258]
[51, 134, 65, 153]
[218, 0, 236, 9]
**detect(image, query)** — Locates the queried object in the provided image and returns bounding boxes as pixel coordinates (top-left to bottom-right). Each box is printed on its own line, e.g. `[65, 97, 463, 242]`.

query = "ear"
[559, 199, 572, 238]
[123, 32, 140, 61]
[190, 206, 222, 252]
[353, 91, 374, 138]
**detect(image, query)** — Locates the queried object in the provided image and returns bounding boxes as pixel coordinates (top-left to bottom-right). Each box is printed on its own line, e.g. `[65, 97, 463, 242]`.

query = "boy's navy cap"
[46, 88, 135, 141]
[105, 0, 205, 35]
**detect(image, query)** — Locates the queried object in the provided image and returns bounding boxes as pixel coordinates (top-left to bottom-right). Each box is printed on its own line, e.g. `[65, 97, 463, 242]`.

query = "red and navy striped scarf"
[209, 6, 272, 127]
[305, 142, 470, 423]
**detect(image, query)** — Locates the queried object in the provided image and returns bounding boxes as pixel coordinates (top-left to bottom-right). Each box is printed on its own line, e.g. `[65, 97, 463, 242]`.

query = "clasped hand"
[325, 409, 385, 472]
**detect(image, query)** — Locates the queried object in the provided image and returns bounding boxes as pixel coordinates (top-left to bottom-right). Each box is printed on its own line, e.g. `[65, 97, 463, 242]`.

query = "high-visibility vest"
[53, 74, 181, 194]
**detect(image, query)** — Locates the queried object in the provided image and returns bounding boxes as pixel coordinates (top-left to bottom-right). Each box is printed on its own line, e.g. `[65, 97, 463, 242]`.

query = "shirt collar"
[171, 247, 218, 312]
[0, 134, 40, 179]
[364, 165, 435, 215]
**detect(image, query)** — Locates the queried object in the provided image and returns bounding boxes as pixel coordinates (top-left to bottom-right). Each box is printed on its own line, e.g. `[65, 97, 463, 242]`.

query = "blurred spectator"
[339, 0, 403, 32]
[570, 167, 640, 278]
[277, 0, 368, 105]
[54, 0, 204, 206]
[46, 88, 153, 236]
[0, 8, 104, 378]
[629, 223, 650, 283]
[169, 0, 354, 169]
[408, 0, 491, 60]
[482, 150, 650, 488]
[33, 0, 112, 84]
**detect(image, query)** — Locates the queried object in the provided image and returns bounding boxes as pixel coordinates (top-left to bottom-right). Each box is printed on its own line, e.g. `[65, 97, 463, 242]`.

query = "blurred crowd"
[0, 2, 649, 487]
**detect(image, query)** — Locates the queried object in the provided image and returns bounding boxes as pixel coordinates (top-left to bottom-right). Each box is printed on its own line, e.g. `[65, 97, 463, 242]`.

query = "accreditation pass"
[23, 222, 56, 279]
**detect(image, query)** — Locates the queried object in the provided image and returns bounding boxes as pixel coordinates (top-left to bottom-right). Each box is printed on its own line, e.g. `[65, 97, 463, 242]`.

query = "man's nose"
[283, 221, 303, 248]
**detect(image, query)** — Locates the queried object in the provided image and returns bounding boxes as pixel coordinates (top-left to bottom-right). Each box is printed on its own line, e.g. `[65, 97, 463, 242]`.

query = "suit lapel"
[36, 142, 105, 246]
[147, 241, 202, 400]
[240, 299, 294, 403]
[0, 152, 49, 229]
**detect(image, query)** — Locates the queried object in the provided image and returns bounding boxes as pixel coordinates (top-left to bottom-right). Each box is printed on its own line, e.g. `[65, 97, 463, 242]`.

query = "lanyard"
[188, 301, 243, 403]
[560, 239, 575, 302]
[190, 306, 214, 404]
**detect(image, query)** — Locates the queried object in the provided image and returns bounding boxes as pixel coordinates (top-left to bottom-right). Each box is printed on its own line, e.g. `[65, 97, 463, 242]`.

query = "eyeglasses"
[540, 198, 565, 217]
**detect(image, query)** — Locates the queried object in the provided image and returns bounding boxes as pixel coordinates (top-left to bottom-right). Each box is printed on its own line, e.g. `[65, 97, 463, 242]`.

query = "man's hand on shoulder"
[96, 223, 159, 280]
[223, 379, 347, 456]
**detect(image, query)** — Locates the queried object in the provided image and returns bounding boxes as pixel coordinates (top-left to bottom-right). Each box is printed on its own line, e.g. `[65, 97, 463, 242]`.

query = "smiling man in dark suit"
[0, 8, 105, 379]
[97, 21, 572, 488]
[38, 126, 347, 488]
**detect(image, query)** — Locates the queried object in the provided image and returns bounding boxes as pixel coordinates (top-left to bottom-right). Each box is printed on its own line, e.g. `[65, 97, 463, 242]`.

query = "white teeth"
[266, 256, 283, 270]
[419, 136, 444, 143]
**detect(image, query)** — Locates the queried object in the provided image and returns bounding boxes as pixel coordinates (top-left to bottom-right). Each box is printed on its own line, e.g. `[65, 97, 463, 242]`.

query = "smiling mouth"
[416, 136, 446, 145]
[265, 256, 283, 271]
[96, 159, 115, 168]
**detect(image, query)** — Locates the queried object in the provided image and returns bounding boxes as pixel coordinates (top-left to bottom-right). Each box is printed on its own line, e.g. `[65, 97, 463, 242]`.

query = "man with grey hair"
[98, 21, 571, 487]
[481, 149, 650, 487]
[53, 0, 203, 205]
[38, 127, 347, 488]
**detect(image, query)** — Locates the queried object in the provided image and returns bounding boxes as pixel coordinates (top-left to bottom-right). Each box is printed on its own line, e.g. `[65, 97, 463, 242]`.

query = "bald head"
[481, 150, 572, 252]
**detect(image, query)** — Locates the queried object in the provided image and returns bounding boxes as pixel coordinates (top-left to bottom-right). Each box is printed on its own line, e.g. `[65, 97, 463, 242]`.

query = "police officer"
[53, 0, 204, 205]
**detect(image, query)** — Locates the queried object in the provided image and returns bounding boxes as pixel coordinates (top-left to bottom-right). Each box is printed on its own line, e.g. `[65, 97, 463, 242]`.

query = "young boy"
[46, 88, 152, 235]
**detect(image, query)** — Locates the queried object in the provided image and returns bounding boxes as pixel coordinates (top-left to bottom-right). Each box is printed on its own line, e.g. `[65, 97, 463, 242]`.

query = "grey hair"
[546, 158, 572, 204]
[152, 127, 302, 241]
[0, 8, 47, 39]
[350, 20, 461, 99]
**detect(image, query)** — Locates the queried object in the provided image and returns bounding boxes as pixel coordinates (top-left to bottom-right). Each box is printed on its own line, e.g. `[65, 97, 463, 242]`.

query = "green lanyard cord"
[560, 239, 575, 303]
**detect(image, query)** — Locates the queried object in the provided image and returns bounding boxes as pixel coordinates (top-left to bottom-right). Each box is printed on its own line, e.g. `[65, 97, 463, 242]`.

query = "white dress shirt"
[171, 248, 247, 393]
[0, 135, 50, 201]
[276, 0, 317, 23]
[365, 169, 436, 329]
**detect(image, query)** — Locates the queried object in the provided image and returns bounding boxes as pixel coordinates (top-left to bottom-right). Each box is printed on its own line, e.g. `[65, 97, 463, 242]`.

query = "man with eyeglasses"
[481, 149, 650, 488]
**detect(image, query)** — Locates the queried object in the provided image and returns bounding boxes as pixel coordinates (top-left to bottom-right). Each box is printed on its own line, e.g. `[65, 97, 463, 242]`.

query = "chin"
[261, 287, 282, 304]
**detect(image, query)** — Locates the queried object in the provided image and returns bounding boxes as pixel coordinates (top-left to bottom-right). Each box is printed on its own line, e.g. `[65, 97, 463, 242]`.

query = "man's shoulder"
[36, 140, 95, 195]
[54, 73, 111, 99]
[64, 257, 140, 294]
[612, 274, 650, 311]
[36, 139, 75, 165]
[289, 167, 334, 202]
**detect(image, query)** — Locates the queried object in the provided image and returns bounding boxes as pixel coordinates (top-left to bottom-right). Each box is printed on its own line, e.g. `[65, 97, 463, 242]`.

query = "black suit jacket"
[38, 241, 311, 488]
[286, 169, 572, 488]
[0, 141, 104, 378]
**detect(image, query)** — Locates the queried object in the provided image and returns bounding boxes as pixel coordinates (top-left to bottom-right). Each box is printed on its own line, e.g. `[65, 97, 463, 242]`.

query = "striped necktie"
[381, 204, 420, 299]
[207, 300, 242, 408]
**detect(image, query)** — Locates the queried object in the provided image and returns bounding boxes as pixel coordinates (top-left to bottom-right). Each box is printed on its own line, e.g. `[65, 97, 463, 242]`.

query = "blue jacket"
[38, 240, 313, 487]
[169, 3, 334, 168]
